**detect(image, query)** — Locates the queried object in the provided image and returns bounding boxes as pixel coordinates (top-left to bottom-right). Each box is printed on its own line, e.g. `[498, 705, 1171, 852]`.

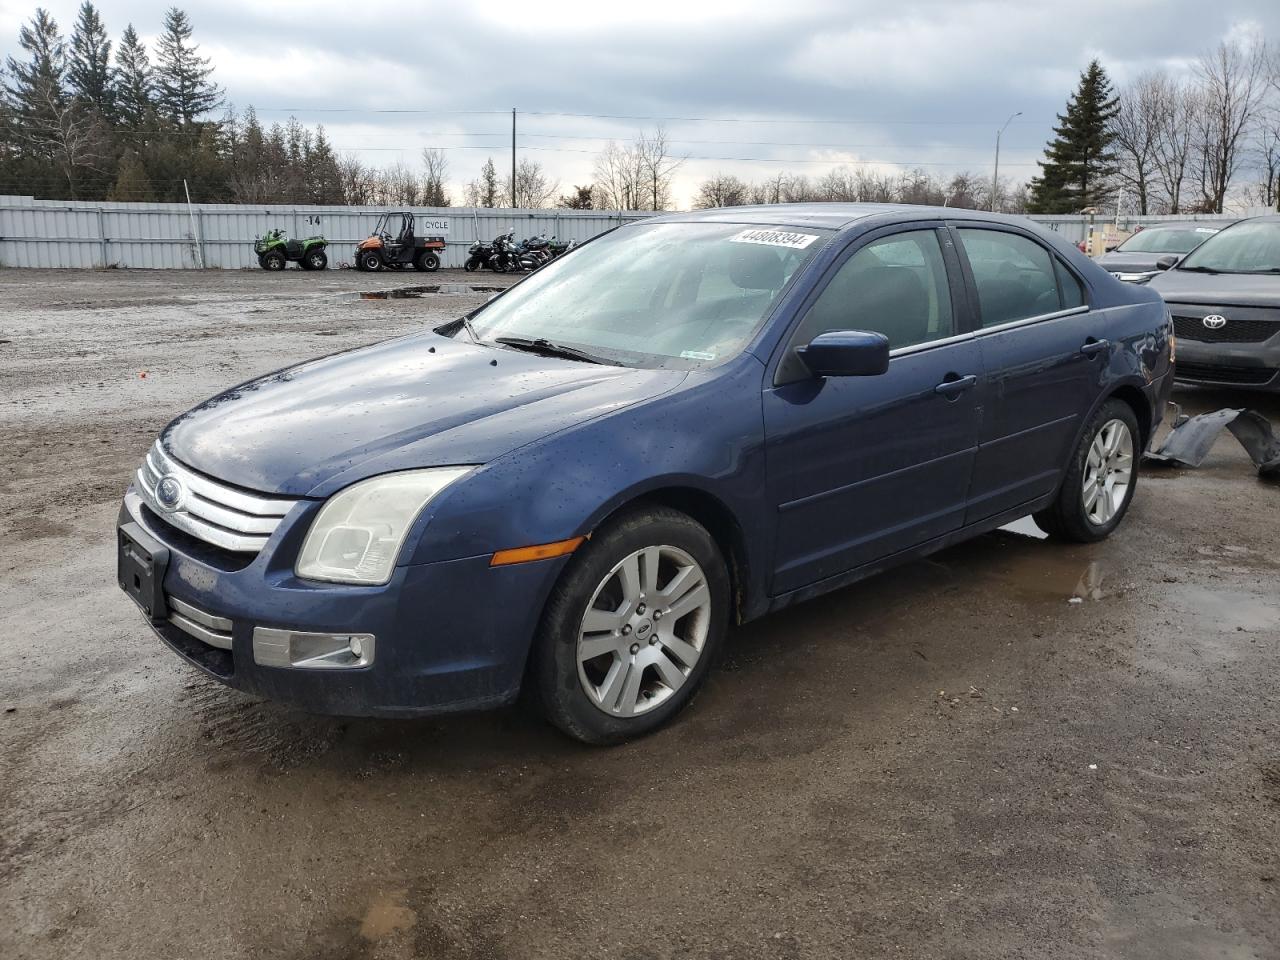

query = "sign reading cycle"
[729, 228, 819, 250]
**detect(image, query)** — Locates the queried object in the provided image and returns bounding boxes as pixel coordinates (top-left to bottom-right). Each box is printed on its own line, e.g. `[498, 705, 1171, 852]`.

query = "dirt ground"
[1, 268, 1277, 960]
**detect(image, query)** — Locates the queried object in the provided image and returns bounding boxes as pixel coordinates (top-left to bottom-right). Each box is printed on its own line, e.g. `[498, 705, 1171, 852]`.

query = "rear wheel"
[304, 249, 328, 271]
[414, 251, 440, 272]
[1034, 399, 1140, 542]
[359, 250, 382, 272]
[532, 506, 729, 745]
[261, 250, 285, 271]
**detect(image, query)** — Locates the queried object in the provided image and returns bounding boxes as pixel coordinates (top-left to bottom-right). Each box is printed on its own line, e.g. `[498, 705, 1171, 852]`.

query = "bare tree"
[1150, 75, 1198, 213]
[636, 125, 682, 211]
[506, 157, 557, 208]
[1192, 36, 1269, 213]
[693, 173, 749, 208]
[420, 147, 450, 206]
[592, 139, 645, 209]
[1113, 72, 1166, 214]
[372, 161, 421, 206]
[23, 83, 108, 197]
[335, 153, 373, 205]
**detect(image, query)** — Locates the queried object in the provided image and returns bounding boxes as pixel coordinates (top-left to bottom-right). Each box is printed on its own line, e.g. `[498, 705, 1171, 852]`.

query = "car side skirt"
[763, 493, 1057, 615]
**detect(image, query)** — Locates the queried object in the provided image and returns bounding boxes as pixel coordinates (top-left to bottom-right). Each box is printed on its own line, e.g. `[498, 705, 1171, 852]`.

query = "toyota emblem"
[1202, 314, 1227, 330]
[155, 475, 185, 511]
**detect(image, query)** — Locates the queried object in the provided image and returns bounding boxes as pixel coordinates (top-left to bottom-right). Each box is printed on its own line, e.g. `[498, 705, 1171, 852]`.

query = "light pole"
[992, 110, 1021, 211]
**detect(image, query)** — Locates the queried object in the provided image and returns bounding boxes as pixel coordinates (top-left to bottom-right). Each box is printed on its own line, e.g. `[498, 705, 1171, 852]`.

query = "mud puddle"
[354, 284, 504, 301]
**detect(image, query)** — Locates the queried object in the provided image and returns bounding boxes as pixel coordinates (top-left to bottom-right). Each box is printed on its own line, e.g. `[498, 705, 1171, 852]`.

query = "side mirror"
[795, 330, 890, 378]
[1155, 254, 1179, 271]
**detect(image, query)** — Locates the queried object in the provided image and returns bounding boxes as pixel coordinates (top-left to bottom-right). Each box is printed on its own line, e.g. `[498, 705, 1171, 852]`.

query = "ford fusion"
[1147, 215, 1280, 391]
[118, 205, 1173, 744]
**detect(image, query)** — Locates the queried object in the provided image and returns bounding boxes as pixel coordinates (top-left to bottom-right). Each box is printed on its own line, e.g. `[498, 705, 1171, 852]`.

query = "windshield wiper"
[1177, 264, 1219, 273]
[493, 336, 606, 365]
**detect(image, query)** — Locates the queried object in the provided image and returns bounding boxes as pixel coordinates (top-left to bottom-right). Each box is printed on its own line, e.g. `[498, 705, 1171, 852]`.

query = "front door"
[763, 226, 982, 595]
[950, 225, 1101, 523]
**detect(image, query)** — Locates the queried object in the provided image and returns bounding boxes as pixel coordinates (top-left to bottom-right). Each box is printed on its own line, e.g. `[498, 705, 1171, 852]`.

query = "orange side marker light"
[490, 536, 586, 567]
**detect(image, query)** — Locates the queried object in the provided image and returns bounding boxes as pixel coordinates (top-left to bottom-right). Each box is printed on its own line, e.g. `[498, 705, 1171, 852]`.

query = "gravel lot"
[1, 269, 1278, 960]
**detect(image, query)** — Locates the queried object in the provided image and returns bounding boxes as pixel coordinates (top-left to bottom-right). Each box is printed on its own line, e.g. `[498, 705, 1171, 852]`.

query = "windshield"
[1116, 226, 1217, 254]
[464, 222, 828, 368]
[1178, 220, 1280, 273]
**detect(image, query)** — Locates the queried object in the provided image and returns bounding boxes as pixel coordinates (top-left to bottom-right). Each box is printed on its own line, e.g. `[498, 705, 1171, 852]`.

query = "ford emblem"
[1202, 314, 1227, 329]
[155, 475, 185, 511]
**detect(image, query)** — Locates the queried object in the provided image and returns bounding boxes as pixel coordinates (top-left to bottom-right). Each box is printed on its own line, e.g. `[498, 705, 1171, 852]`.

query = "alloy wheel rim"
[1083, 418, 1134, 526]
[577, 544, 712, 717]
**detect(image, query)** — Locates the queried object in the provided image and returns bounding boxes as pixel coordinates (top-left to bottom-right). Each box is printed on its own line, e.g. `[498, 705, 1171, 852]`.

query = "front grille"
[1172, 314, 1279, 344]
[135, 441, 297, 554]
[1174, 362, 1277, 386]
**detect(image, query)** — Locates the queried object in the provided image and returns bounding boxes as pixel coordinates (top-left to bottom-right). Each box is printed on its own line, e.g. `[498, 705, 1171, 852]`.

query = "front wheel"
[359, 251, 382, 272]
[464, 256, 480, 272]
[491, 256, 507, 274]
[1034, 398, 1140, 542]
[260, 250, 286, 271]
[532, 506, 729, 745]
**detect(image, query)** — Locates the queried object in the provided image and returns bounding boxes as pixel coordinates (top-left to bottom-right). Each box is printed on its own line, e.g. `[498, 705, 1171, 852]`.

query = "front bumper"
[118, 487, 564, 717]
[1174, 337, 1280, 391]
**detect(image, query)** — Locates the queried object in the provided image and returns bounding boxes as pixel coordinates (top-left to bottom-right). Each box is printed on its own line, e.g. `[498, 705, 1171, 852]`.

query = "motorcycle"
[548, 237, 577, 259]
[464, 239, 494, 272]
[489, 232, 521, 273]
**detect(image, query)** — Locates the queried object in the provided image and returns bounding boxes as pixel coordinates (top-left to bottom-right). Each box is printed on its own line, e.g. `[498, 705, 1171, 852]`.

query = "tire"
[359, 251, 382, 272]
[1034, 398, 1141, 543]
[261, 250, 286, 271]
[491, 257, 507, 274]
[464, 257, 480, 272]
[414, 251, 440, 272]
[531, 506, 730, 745]
[304, 249, 328, 271]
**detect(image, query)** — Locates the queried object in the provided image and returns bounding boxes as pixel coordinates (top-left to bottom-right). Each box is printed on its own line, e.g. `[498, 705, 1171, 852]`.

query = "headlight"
[296, 467, 473, 585]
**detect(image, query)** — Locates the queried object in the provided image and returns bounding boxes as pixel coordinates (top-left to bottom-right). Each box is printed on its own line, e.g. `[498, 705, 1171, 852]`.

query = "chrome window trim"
[884, 305, 1089, 360]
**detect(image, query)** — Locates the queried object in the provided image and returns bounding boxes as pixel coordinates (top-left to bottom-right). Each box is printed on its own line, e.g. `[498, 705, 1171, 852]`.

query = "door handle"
[934, 374, 978, 397]
[1080, 338, 1110, 357]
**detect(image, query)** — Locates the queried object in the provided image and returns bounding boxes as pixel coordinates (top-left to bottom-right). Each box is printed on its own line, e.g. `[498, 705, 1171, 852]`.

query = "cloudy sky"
[3, 0, 1279, 206]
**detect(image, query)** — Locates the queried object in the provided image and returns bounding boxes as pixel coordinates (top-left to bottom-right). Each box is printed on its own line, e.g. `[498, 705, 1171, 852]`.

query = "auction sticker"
[729, 228, 819, 249]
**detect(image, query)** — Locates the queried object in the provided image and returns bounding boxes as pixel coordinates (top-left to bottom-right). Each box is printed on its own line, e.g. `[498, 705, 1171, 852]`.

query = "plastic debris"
[1145, 404, 1280, 478]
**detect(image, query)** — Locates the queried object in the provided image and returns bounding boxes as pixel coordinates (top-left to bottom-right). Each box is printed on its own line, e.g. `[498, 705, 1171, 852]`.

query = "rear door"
[951, 224, 1101, 523]
[763, 224, 983, 594]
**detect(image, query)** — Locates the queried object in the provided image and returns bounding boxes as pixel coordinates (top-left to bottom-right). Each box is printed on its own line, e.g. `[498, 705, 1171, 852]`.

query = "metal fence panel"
[0, 196, 1270, 269]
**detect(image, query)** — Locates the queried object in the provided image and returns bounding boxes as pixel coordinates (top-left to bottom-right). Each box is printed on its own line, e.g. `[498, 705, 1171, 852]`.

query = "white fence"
[0, 196, 650, 269]
[0, 195, 1262, 269]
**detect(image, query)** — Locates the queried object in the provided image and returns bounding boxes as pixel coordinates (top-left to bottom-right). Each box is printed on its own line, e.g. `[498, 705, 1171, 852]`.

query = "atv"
[354, 212, 445, 272]
[254, 229, 329, 270]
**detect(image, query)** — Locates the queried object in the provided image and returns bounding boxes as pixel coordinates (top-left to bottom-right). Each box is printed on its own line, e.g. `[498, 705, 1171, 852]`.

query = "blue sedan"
[117, 204, 1174, 743]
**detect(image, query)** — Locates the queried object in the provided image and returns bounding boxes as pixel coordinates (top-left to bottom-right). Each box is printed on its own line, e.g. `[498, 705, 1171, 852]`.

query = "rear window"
[958, 229, 1073, 327]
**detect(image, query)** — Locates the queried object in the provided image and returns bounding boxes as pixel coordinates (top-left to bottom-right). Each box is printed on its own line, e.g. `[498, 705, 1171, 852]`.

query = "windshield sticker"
[1194, 227, 1219, 233]
[729, 229, 819, 250]
[680, 350, 717, 361]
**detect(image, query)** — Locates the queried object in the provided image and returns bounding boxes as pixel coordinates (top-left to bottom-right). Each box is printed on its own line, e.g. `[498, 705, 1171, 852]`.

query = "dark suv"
[1147, 216, 1280, 390]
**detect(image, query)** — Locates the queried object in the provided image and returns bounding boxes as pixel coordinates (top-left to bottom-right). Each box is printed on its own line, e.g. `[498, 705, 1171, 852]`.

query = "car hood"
[161, 332, 686, 497]
[1095, 251, 1168, 274]
[1147, 268, 1280, 307]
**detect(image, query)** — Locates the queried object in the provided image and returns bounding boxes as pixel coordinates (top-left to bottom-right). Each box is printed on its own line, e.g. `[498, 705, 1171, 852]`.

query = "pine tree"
[112, 25, 153, 127]
[108, 148, 151, 200]
[1028, 60, 1120, 213]
[154, 7, 221, 126]
[4, 9, 66, 121]
[67, 2, 112, 116]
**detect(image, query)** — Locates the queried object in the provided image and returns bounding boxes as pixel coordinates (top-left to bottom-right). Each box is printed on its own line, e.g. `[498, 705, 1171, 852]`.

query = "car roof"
[645, 202, 1041, 230]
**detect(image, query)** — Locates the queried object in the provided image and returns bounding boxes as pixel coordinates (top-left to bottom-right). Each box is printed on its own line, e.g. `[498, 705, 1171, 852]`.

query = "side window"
[957, 229, 1065, 327]
[791, 230, 954, 352]
[1055, 259, 1085, 309]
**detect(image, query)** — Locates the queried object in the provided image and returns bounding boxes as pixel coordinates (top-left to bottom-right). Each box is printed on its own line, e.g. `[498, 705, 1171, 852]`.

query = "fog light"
[253, 627, 376, 669]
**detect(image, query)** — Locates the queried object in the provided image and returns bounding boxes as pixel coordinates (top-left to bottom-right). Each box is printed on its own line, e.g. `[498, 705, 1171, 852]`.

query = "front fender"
[401, 359, 772, 605]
